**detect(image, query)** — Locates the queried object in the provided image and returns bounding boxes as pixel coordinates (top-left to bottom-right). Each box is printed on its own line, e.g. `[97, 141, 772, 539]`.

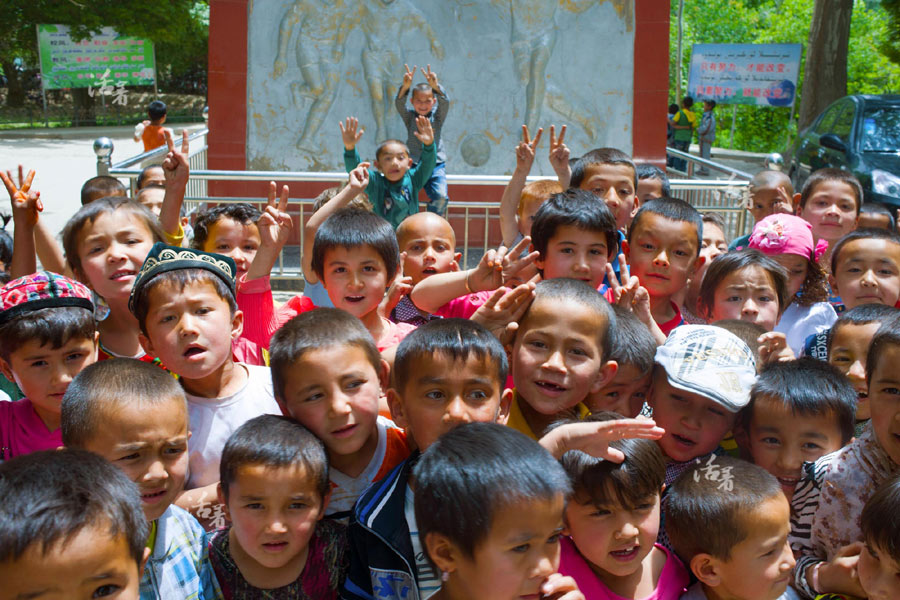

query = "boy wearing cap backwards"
[0, 271, 98, 460]
[129, 243, 281, 516]
[647, 325, 757, 547]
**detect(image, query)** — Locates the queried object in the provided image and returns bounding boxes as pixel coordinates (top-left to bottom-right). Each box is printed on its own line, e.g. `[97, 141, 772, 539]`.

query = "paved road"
[0, 124, 204, 245]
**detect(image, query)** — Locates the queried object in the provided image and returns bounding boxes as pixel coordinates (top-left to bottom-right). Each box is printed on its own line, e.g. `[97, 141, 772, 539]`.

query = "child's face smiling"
[626, 213, 700, 300]
[203, 217, 261, 280]
[564, 491, 661, 583]
[708, 495, 795, 600]
[223, 464, 325, 582]
[534, 225, 611, 289]
[829, 322, 881, 421]
[858, 540, 900, 600]
[747, 395, 845, 497]
[444, 495, 566, 600]
[0, 335, 98, 430]
[374, 142, 412, 182]
[411, 89, 436, 115]
[830, 238, 900, 310]
[82, 398, 189, 522]
[390, 353, 509, 452]
[77, 210, 156, 301]
[710, 265, 781, 331]
[0, 527, 145, 600]
[512, 297, 614, 416]
[321, 246, 389, 324]
[799, 180, 859, 243]
[139, 279, 242, 382]
[278, 345, 383, 476]
[865, 343, 900, 466]
[578, 164, 637, 230]
[649, 369, 735, 463]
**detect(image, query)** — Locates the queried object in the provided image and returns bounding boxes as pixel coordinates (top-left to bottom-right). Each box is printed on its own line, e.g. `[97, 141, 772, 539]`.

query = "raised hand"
[757, 331, 795, 364]
[470, 282, 536, 345]
[548, 124, 570, 171]
[348, 162, 370, 194]
[515, 125, 543, 173]
[540, 417, 665, 461]
[258, 181, 292, 250]
[1, 167, 41, 227]
[501, 235, 541, 284]
[413, 115, 434, 147]
[162, 129, 190, 191]
[339, 117, 365, 151]
[467, 244, 509, 293]
[380, 253, 413, 318]
[423, 64, 439, 89]
[539, 574, 585, 600]
[402, 64, 417, 88]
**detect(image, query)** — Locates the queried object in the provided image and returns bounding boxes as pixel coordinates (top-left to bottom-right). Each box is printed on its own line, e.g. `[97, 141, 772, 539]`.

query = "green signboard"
[37, 24, 156, 91]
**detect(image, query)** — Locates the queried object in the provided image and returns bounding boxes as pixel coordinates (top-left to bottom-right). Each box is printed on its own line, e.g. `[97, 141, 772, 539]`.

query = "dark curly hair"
[796, 255, 829, 306]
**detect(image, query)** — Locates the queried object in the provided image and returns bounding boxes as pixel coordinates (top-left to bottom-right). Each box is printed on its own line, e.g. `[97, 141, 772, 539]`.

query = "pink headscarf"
[748, 214, 816, 260]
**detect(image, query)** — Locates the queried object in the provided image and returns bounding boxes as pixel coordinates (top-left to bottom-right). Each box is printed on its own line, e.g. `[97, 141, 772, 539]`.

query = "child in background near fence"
[729, 170, 793, 251]
[696, 100, 716, 176]
[81, 175, 129, 205]
[341, 115, 436, 229]
[395, 64, 451, 216]
[134, 100, 172, 152]
[558, 411, 690, 600]
[748, 214, 836, 356]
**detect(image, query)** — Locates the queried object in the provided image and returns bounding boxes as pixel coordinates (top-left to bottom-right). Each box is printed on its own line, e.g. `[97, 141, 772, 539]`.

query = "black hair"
[668, 103, 679, 115]
[704, 99, 717, 109]
[136, 164, 164, 190]
[269, 307, 382, 401]
[191, 203, 263, 251]
[859, 202, 896, 230]
[862, 474, 900, 562]
[375, 139, 410, 162]
[529, 188, 617, 260]
[521, 278, 616, 359]
[62, 358, 187, 449]
[609, 305, 656, 374]
[80, 176, 128, 205]
[666, 456, 782, 562]
[697, 249, 789, 320]
[635, 163, 671, 197]
[411, 83, 434, 100]
[0, 305, 95, 362]
[220, 415, 330, 501]
[62, 197, 165, 277]
[570, 147, 638, 191]
[0, 220, 13, 270]
[628, 197, 703, 255]
[414, 422, 571, 559]
[557, 411, 665, 509]
[393, 318, 507, 392]
[827, 304, 900, 358]
[830, 228, 900, 275]
[744, 358, 857, 444]
[0, 448, 148, 566]
[682, 96, 694, 108]
[311, 207, 400, 282]
[130, 268, 237, 337]
[866, 316, 900, 384]
[798, 168, 863, 215]
[148, 100, 167, 121]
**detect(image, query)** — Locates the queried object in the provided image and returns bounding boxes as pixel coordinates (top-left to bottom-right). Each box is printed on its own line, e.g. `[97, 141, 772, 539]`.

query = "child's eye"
[559, 247, 574, 254]
[467, 389, 489, 402]
[425, 390, 445, 401]
[619, 189, 632, 197]
[165, 445, 186, 456]
[881, 386, 900, 396]
[216, 244, 231, 251]
[641, 243, 654, 251]
[547, 533, 562, 544]
[159, 315, 176, 324]
[304, 393, 324, 403]
[726, 295, 742, 302]
[511, 543, 530, 553]
[761, 436, 780, 446]
[604, 391, 620, 399]
[410, 244, 423, 252]
[333, 267, 346, 274]
[759, 295, 773, 302]
[674, 249, 689, 257]
[528, 340, 547, 349]
[363, 265, 378, 272]
[126, 238, 142, 245]
[118, 453, 140, 461]
[87, 245, 105, 255]
[245, 502, 264, 510]
[289, 502, 308, 510]
[636, 502, 655, 511]
[569, 347, 588, 357]
[346, 379, 365, 391]
[196, 307, 212, 315]
[708, 407, 725, 417]
[29, 360, 48, 368]
[66, 351, 87, 362]
[93, 584, 122, 598]
[590, 509, 612, 517]
[802, 442, 823, 451]
[590, 248, 604, 256]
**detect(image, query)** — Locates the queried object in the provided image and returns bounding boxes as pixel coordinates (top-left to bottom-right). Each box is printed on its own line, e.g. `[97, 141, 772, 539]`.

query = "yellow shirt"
[506, 390, 590, 440]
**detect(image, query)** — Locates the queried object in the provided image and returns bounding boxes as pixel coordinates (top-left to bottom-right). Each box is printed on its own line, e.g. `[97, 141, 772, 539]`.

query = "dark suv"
[788, 95, 900, 209]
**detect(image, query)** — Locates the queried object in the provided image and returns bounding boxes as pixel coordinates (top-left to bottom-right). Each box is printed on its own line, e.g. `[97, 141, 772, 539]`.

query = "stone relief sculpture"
[273, 0, 355, 156]
[360, 0, 445, 142]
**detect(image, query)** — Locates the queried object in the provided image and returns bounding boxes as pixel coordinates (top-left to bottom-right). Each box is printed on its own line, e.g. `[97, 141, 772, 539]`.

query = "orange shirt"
[141, 124, 167, 151]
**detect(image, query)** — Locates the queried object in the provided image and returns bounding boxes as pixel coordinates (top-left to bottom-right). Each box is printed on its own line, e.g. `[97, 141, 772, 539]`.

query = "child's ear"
[496, 388, 514, 425]
[387, 388, 408, 428]
[138, 332, 155, 357]
[424, 531, 459, 575]
[217, 483, 231, 521]
[230, 309, 244, 340]
[139, 546, 151, 578]
[377, 358, 391, 390]
[0, 357, 15, 384]
[591, 360, 618, 394]
[690, 553, 724, 587]
[828, 273, 839, 297]
[621, 240, 631, 260]
[792, 193, 802, 215]
[451, 251, 462, 271]
[532, 242, 544, 271]
[318, 489, 332, 520]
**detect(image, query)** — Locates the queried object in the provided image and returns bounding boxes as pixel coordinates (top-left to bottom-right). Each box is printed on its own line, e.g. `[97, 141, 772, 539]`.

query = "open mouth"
[610, 546, 639, 561]
[332, 424, 357, 437]
[141, 489, 167, 503]
[262, 541, 289, 551]
[183, 346, 205, 358]
[344, 295, 366, 304]
[422, 266, 438, 275]
[534, 380, 567, 394]
[776, 476, 799, 488]
[671, 433, 696, 448]
[110, 269, 137, 281]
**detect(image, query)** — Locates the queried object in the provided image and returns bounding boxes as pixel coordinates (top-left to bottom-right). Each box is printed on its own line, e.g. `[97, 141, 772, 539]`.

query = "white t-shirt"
[405, 485, 441, 599]
[184, 364, 280, 489]
[774, 301, 837, 357]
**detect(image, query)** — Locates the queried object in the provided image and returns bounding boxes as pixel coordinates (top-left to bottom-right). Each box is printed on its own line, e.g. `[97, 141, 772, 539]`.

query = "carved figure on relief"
[360, 0, 445, 142]
[273, 0, 355, 155]
[508, 0, 600, 141]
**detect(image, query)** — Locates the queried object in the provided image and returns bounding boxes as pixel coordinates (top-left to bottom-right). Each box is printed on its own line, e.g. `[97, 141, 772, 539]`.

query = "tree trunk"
[72, 87, 97, 126]
[797, 0, 853, 131]
[2, 60, 26, 108]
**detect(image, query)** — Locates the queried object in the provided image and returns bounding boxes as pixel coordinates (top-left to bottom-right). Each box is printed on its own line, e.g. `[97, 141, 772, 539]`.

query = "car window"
[814, 103, 843, 134]
[830, 103, 855, 145]
[861, 107, 900, 152]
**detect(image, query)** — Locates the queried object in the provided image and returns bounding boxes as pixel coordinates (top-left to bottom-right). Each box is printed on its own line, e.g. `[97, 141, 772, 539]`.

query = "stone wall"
[246, 0, 635, 176]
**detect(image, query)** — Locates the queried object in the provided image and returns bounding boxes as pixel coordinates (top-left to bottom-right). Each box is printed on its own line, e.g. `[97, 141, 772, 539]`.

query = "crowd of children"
[2, 67, 900, 600]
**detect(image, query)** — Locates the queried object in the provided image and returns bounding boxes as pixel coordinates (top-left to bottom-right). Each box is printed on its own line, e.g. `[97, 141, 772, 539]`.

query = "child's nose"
[860, 269, 878, 286]
[653, 250, 669, 266]
[543, 349, 566, 371]
[849, 359, 866, 380]
[741, 300, 759, 316]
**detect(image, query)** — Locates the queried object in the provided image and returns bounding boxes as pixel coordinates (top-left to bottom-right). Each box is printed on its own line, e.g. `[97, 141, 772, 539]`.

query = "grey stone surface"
[247, 0, 634, 175]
